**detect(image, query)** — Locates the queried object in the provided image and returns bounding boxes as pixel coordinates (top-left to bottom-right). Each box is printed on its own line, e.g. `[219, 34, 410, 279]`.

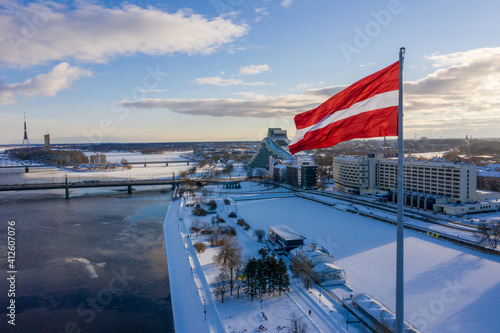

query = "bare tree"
[475, 220, 500, 248]
[213, 236, 243, 295]
[212, 271, 230, 303]
[318, 180, 327, 192]
[225, 247, 242, 295]
[208, 215, 225, 247]
[190, 218, 203, 235]
[290, 251, 319, 290]
[255, 229, 265, 243]
[223, 163, 234, 179]
[287, 312, 308, 333]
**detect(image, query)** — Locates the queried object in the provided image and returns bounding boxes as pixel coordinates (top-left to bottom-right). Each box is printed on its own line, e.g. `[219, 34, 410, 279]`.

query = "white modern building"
[332, 153, 381, 195]
[333, 154, 478, 205]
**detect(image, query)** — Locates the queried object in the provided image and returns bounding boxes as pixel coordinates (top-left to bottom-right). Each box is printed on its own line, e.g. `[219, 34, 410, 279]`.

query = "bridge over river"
[0, 157, 194, 169]
[0, 177, 246, 199]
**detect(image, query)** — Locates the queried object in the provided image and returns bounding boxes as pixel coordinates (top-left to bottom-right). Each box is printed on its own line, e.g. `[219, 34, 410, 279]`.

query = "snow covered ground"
[300, 193, 480, 243]
[164, 183, 500, 332]
[235, 196, 500, 333]
[168, 195, 362, 333]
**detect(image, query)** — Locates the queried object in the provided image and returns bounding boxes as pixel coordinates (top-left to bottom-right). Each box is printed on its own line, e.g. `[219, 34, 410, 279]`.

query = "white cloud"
[194, 76, 271, 86]
[238, 64, 270, 76]
[138, 89, 168, 93]
[1, 2, 248, 67]
[281, 0, 294, 8]
[359, 62, 375, 67]
[0, 62, 92, 105]
[254, 7, 269, 22]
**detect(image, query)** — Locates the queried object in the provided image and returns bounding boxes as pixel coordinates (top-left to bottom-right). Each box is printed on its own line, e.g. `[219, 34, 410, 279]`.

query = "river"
[0, 169, 174, 333]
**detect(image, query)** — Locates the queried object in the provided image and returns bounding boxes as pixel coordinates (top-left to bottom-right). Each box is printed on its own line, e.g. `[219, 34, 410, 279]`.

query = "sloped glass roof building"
[249, 128, 295, 169]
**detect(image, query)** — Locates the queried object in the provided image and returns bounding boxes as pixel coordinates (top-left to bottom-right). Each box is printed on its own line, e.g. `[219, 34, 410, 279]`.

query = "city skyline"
[1, 0, 500, 145]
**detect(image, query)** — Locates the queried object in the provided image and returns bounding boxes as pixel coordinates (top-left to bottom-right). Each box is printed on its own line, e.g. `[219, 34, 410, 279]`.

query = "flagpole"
[396, 47, 405, 333]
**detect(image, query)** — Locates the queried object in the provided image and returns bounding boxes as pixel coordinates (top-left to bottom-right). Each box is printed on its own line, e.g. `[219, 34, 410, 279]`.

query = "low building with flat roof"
[268, 225, 305, 252]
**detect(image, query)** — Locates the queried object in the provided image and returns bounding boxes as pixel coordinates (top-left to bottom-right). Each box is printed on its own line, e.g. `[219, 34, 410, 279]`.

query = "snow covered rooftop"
[268, 224, 305, 241]
[315, 262, 344, 272]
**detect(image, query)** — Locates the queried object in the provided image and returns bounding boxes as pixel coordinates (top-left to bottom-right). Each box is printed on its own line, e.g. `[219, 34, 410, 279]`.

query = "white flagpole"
[396, 47, 406, 333]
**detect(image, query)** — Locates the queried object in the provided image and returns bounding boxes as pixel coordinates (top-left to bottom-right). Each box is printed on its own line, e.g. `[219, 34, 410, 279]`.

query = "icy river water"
[0, 168, 174, 332]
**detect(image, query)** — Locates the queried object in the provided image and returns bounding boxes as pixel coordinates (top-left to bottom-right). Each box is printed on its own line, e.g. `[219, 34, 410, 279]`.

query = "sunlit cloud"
[404, 47, 500, 131]
[194, 76, 271, 86]
[1, 2, 248, 67]
[118, 46, 500, 138]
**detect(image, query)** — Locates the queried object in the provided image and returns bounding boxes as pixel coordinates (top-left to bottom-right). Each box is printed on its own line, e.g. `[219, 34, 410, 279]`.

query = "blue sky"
[1, 0, 500, 144]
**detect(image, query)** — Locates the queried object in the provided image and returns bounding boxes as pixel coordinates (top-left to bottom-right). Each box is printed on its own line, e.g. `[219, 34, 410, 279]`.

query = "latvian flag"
[289, 61, 399, 155]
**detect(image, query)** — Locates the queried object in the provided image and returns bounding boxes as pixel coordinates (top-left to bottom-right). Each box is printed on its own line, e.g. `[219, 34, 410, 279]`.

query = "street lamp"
[204, 300, 207, 321]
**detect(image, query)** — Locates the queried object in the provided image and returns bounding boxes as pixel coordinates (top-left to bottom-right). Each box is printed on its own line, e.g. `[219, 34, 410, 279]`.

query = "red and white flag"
[289, 61, 399, 155]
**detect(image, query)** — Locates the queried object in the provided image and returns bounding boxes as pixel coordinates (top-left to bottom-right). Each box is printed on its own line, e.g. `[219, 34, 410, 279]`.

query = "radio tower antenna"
[22, 105, 31, 148]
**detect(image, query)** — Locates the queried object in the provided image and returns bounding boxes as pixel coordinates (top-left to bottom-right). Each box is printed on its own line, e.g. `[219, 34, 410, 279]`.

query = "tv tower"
[22, 107, 30, 148]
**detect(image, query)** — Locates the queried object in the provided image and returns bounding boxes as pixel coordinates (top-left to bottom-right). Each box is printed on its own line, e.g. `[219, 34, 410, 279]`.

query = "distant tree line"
[7, 148, 88, 165]
[138, 147, 164, 154]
